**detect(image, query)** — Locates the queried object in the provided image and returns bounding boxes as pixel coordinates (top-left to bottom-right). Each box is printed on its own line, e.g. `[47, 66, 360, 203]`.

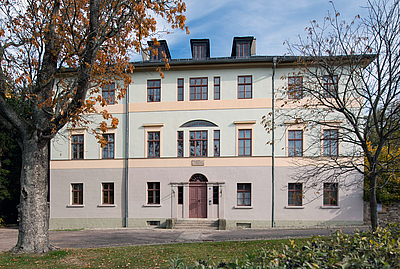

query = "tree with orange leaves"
[0, 0, 187, 253]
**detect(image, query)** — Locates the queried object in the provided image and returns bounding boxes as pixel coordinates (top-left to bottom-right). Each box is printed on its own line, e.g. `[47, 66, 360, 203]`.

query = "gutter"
[124, 83, 130, 227]
[271, 57, 277, 228]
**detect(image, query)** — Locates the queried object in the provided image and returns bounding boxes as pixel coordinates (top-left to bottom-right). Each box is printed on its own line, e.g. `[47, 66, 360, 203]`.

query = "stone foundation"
[364, 201, 400, 225]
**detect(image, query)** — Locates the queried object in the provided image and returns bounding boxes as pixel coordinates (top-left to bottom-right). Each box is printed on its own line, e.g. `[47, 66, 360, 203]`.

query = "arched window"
[180, 120, 218, 128]
[189, 173, 208, 182]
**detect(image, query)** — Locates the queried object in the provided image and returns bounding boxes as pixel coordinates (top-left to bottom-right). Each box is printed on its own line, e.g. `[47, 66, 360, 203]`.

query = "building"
[49, 36, 364, 229]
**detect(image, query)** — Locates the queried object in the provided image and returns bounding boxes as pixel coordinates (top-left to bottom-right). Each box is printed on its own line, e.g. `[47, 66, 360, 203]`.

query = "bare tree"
[0, 0, 187, 253]
[264, 0, 400, 230]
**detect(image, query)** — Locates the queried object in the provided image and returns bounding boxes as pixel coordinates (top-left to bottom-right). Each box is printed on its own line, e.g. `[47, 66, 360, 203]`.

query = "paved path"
[0, 226, 369, 252]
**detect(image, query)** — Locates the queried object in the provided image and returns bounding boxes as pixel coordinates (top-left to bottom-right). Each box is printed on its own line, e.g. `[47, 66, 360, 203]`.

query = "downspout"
[125, 83, 130, 227]
[271, 57, 277, 228]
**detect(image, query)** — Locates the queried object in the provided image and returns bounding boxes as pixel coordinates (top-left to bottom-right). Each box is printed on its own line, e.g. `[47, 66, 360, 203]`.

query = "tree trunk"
[369, 174, 378, 230]
[11, 131, 53, 253]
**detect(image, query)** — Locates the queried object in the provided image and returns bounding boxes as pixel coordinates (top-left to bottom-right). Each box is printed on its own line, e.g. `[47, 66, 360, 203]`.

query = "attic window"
[194, 45, 205, 60]
[190, 39, 210, 60]
[237, 43, 249, 58]
[231, 37, 254, 58]
[147, 40, 171, 61]
[150, 46, 163, 61]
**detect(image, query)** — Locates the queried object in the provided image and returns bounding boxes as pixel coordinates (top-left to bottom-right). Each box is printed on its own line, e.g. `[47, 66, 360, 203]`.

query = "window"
[102, 83, 115, 105]
[213, 186, 219, 204]
[237, 183, 251, 206]
[323, 75, 338, 97]
[288, 77, 303, 99]
[102, 183, 114, 204]
[238, 129, 252, 156]
[150, 46, 163, 61]
[148, 132, 160, 158]
[147, 182, 160, 204]
[214, 130, 220, 157]
[177, 131, 183, 157]
[102, 134, 114, 159]
[194, 45, 205, 60]
[288, 183, 302, 206]
[147, 80, 161, 102]
[190, 130, 207, 157]
[288, 130, 303, 157]
[237, 43, 249, 58]
[323, 129, 338, 156]
[214, 77, 220, 100]
[71, 135, 84, 159]
[323, 183, 338, 206]
[178, 186, 183, 204]
[238, 76, 252, 99]
[71, 183, 83, 205]
[177, 78, 184, 101]
[190, 78, 208, 100]
[180, 120, 217, 128]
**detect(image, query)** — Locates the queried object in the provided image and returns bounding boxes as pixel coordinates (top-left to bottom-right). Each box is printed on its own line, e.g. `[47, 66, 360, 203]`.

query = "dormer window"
[231, 36, 255, 58]
[194, 45, 205, 60]
[190, 39, 210, 60]
[237, 43, 249, 58]
[151, 46, 163, 61]
[146, 40, 171, 61]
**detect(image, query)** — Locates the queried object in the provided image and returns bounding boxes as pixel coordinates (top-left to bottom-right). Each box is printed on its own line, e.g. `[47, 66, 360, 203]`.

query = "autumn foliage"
[1, 0, 187, 138]
[0, 0, 187, 253]
[364, 141, 400, 203]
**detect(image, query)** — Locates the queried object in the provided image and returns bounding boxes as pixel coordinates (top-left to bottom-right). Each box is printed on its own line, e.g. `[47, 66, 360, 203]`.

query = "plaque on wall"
[191, 160, 204, 166]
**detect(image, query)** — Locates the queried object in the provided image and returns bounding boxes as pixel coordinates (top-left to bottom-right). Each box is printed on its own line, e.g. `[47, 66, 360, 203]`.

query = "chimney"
[251, 38, 256, 56]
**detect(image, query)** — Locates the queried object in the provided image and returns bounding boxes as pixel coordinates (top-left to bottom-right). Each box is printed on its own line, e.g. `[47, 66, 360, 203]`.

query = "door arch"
[189, 174, 208, 218]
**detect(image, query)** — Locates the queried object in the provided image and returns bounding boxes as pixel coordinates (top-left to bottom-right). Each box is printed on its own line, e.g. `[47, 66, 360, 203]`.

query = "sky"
[132, 0, 370, 61]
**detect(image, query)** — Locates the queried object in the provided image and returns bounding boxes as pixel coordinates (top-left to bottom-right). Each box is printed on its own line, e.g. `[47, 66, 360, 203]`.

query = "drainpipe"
[125, 84, 130, 227]
[271, 57, 277, 228]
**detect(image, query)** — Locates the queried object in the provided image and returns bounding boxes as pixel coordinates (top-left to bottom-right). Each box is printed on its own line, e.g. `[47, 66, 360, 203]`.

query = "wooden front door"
[189, 183, 207, 218]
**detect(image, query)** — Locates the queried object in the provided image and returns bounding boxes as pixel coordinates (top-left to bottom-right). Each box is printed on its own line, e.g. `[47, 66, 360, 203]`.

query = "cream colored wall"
[129, 108, 270, 158]
[51, 113, 127, 160]
[129, 68, 272, 103]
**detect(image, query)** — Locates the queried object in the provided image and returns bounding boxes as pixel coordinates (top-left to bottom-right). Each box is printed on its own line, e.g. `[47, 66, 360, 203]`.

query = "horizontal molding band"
[50, 156, 362, 169]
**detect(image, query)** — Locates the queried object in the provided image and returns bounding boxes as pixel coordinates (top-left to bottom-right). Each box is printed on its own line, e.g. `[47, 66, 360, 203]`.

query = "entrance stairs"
[173, 219, 219, 230]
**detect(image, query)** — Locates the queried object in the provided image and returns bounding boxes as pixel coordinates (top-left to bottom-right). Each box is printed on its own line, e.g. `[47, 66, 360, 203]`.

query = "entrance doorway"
[189, 174, 208, 218]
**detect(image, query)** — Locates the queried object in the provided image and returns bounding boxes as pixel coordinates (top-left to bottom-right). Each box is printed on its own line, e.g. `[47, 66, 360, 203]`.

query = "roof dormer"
[231, 36, 256, 58]
[144, 40, 171, 61]
[190, 39, 210, 60]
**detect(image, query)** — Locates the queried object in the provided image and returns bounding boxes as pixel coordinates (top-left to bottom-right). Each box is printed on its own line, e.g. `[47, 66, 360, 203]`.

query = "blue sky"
[133, 0, 369, 60]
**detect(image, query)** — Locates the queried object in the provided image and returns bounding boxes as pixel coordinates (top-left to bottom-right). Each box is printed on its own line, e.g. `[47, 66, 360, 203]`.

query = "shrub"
[169, 223, 400, 268]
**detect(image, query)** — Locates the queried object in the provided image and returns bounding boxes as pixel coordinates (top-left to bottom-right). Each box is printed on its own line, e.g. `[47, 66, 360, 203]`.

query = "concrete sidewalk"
[0, 226, 369, 252]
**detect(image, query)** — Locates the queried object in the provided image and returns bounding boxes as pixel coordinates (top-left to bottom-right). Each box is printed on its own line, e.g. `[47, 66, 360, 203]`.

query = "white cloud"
[131, 0, 369, 61]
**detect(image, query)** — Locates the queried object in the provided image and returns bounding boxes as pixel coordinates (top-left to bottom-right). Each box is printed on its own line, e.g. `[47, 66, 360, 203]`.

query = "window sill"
[142, 204, 162, 207]
[285, 206, 305, 209]
[234, 205, 253, 209]
[97, 204, 116, 207]
[66, 204, 84, 208]
[320, 206, 340, 209]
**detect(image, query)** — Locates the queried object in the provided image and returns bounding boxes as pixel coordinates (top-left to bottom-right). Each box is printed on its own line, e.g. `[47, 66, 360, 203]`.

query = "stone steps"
[173, 219, 219, 230]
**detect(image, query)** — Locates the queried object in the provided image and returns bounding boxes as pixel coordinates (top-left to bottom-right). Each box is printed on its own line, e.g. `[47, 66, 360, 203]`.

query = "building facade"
[49, 36, 364, 229]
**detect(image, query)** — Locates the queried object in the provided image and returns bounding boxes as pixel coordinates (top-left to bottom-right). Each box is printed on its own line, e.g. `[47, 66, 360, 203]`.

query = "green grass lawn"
[0, 238, 309, 268]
